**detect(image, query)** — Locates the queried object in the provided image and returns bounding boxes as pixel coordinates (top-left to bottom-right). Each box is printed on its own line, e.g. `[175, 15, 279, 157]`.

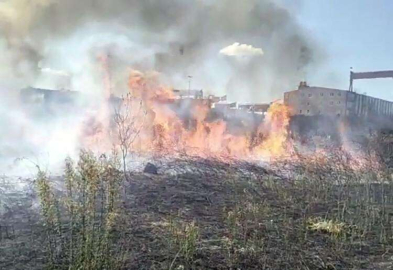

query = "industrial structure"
[172, 89, 204, 99]
[284, 81, 393, 117]
[24, 68, 393, 121]
[238, 103, 270, 114]
[20, 87, 79, 105]
[350, 70, 393, 92]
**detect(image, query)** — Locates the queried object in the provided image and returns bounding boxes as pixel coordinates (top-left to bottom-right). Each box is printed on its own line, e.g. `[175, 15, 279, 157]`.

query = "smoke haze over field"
[0, 0, 321, 101]
[0, 0, 322, 174]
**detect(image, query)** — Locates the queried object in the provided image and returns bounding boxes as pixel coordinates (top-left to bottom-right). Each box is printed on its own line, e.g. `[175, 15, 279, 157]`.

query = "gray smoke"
[0, 0, 323, 174]
[0, 0, 321, 101]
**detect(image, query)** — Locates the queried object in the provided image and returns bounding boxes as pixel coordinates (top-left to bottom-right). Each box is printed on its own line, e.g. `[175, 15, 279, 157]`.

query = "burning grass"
[2, 79, 393, 268]
[90, 71, 293, 161]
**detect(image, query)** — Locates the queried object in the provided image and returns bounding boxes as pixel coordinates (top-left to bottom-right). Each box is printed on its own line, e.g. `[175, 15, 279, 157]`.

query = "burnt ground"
[1, 157, 393, 269]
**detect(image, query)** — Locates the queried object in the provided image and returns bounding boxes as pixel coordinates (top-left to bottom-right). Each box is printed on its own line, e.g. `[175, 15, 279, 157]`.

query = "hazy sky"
[296, 0, 393, 101]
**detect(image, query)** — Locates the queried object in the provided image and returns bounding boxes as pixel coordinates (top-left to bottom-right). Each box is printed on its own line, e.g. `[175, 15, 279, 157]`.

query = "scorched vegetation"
[2, 135, 393, 269]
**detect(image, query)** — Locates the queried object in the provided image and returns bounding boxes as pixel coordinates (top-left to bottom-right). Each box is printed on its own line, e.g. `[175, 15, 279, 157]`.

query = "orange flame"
[106, 70, 294, 161]
[254, 103, 292, 158]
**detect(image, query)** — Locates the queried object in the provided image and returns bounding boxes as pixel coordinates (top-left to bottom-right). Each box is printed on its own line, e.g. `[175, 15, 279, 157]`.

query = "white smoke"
[40, 68, 70, 78]
[0, 0, 323, 174]
[0, 0, 321, 99]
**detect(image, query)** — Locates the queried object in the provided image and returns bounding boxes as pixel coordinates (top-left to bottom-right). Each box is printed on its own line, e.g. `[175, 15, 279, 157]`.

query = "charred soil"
[1, 157, 393, 269]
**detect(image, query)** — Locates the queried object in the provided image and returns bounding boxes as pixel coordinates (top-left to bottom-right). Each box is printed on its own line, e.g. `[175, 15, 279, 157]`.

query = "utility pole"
[188, 75, 193, 98]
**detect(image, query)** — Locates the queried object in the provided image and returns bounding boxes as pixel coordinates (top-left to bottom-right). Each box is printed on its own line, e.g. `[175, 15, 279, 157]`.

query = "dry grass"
[308, 218, 346, 236]
[2, 136, 393, 269]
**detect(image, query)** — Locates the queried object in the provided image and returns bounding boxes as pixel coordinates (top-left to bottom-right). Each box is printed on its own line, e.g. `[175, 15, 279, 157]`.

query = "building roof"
[285, 83, 393, 104]
[238, 103, 270, 114]
[287, 85, 347, 93]
[20, 87, 80, 104]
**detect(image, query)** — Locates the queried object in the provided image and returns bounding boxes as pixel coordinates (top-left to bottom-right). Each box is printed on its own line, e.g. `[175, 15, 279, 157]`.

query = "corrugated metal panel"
[351, 71, 393, 80]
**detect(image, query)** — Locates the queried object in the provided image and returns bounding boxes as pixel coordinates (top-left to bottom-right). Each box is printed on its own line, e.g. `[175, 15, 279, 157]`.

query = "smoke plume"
[0, 0, 320, 99]
[0, 0, 322, 173]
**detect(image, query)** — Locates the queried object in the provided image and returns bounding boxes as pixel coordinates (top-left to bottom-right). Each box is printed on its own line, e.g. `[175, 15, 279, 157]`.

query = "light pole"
[188, 75, 193, 98]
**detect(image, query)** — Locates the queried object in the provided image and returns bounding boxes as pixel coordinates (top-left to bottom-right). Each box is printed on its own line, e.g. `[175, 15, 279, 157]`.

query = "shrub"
[36, 150, 125, 269]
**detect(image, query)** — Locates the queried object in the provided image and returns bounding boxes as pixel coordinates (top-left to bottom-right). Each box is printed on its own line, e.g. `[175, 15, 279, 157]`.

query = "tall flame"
[107, 70, 293, 161]
[254, 103, 292, 158]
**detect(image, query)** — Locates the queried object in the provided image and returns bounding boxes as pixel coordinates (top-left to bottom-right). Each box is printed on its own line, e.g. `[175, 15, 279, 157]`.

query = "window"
[307, 102, 310, 106]
[330, 101, 334, 105]
[330, 93, 334, 96]
[338, 93, 341, 96]
[308, 94, 312, 97]
[320, 93, 324, 96]
[301, 93, 305, 97]
[307, 110, 310, 114]
[337, 101, 341, 104]
[300, 110, 302, 113]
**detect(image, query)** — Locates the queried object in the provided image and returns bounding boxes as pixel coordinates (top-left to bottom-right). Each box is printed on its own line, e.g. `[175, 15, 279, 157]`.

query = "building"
[20, 87, 123, 108]
[208, 95, 227, 103]
[20, 87, 80, 105]
[19, 87, 84, 119]
[238, 103, 270, 115]
[284, 82, 393, 117]
[172, 89, 203, 99]
[214, 102, 237, 110]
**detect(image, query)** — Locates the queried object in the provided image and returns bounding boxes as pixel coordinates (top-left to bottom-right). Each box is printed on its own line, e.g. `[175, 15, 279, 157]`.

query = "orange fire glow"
[103, 70, 294, 161]
[254, 103, 293, 158]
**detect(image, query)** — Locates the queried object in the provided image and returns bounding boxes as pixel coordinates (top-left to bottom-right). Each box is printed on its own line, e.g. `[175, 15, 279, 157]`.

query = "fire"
[99, 70, 294, 161]
[254, 103, 292, 158]
[78, 68, 383, 173]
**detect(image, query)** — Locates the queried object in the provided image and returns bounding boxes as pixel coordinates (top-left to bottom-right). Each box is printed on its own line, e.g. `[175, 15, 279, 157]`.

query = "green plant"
[168, 219, 199, 267]
[36, 150, 125, 270]
[36, 170, 63, 268]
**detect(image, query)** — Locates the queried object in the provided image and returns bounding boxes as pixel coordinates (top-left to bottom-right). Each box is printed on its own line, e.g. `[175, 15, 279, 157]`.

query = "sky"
[2, 0, 392, 103]
[295, 0, 393, 101]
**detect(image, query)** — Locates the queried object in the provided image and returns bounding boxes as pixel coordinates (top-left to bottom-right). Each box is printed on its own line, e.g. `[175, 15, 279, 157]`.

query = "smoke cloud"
[0, 0, 322, 174]
[0, 0, 320, 99]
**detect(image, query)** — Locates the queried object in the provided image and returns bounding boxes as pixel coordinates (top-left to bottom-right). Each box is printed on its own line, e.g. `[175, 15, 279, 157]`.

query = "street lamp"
[188, 75, 193, 97]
